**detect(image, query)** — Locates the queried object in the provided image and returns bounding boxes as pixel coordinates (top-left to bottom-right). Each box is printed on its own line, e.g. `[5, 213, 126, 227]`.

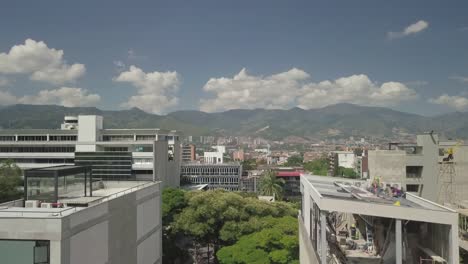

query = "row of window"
[0, 146, 75, 152]
[183, 176, 240, 185]
[103, 147, 129, 152]
[133, 158, 153, 164]
[181, 167, 240, 175]
[49, 135, 77, 141]
[0, 135, 77, 141]
[0, 158, 74, 164]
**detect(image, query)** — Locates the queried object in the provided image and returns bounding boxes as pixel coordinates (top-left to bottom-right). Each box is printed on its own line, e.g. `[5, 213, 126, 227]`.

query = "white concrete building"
[299, 174, 459, 264]
[203, 145, 225, 164]
[181, 162, 242, 191]
[0, 115, 181, 188]
[335, 151, 356, 169]
[0, 166, 162, 264]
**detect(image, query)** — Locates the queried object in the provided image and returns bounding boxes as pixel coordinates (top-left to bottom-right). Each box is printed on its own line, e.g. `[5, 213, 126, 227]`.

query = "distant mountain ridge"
[0, 103, 467, 140]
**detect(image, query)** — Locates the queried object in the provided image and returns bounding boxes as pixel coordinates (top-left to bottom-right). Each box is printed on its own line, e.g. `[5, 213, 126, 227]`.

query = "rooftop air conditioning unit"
[40, 203, 53, 208]
[25, 200, 40, 208]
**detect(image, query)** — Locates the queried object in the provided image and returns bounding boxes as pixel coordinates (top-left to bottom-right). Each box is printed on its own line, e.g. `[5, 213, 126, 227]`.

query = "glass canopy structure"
[24, 165, 92, 203]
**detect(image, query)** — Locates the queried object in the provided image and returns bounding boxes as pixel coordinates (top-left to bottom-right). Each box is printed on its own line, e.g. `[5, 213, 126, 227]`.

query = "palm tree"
[259, 170, 285, 200]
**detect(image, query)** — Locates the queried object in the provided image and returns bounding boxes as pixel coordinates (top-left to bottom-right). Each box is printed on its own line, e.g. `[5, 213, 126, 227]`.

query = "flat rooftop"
[0, 181, 157, 218]
[303, 174, 422, 209]
[302, 174, 457, 225]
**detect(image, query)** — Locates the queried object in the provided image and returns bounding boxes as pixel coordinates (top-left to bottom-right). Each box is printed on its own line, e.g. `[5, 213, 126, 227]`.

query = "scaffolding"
[437, 161, 456, 205]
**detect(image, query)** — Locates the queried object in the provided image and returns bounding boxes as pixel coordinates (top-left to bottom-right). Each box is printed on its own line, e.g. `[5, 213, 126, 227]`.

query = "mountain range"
[0, 103, 467, 140]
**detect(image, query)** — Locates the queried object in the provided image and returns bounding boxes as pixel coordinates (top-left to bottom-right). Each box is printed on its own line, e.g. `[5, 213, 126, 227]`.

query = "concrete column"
[396, 219, 402, 264]
[449, 223, 460, 263]
[320, 212, 327, 264]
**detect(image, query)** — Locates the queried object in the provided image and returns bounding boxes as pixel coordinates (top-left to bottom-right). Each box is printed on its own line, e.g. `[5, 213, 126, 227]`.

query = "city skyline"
[0, 0, 467, 115]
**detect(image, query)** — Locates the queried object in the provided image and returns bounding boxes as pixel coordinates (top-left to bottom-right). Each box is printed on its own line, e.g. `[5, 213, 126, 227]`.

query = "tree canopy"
[217, 216, 299, 264]
[336, 166, 358, 178]
[0, 160, 23, 203]
[284, 155, 303, 166]
[170, 189, 299, 263]
[303, 158, 328, 176]
[259, 170, 285, 200]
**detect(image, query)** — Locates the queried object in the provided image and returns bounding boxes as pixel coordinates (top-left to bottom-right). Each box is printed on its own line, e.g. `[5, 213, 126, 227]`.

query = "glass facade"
[74, 152, 132, 180]
[0, 240, 49, 264]
[25, 166, 91, 203]
[27, 176, 56, 202]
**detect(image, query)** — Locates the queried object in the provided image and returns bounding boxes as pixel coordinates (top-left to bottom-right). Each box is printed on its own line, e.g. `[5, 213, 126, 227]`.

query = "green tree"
[303, 158, 328, 176]
[241, 159, 257, 170]
[217, 216, 299, 264]
[162, 188, 190, 264]
[0, 160, 23, 203]
[173, 190, 298, 262]
[162, 188, 187, 223]
[259, 170, 285, 200]
[284, 155, 303, 166]
[336, 166, 358, 178]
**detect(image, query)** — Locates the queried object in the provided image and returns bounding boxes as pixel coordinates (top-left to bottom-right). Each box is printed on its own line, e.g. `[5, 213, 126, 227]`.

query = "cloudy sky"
[0, 0, 467, 115]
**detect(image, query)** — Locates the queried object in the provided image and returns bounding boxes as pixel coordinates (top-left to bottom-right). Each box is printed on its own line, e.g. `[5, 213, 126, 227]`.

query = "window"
[136, 135, 155, 141]
[0, 240, 50, 264]
[0, 136, 15, 141]
[102, 135, 134, 141]
[17, 135, 47, 141]
[406, 166, 423, 178]
[406, 184, 420, 192]
[104, 147, 129, 152]
[49, 135, 77, 141]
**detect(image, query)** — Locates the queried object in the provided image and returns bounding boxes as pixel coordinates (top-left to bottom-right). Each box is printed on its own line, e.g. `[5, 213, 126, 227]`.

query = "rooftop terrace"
[0, 180, 156, 218]
[302, 174, 457, 225]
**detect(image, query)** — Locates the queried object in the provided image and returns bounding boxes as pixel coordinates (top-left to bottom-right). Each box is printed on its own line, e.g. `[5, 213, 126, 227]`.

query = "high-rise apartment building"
[181, 144, 196, 162]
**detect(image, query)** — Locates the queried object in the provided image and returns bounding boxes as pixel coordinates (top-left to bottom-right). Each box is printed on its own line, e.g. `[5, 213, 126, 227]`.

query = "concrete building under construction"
[299, 174, 459, 264]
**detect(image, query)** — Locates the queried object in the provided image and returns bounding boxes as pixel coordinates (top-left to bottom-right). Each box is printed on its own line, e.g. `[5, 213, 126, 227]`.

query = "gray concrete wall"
[368, 150, 406, 183]
[0, 182, 162, 264]
[154, 140, 180, 188]
[167, 141, 181, 188]
[416, 134, 439, 202]
[64, 182, 162, 264]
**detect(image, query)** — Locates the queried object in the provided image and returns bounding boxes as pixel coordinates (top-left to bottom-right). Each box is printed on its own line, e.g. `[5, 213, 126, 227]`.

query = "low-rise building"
[0, 165, 162, 264]
[276, 168, 303, 199]
[300, 174, 459, 264]
[180, 162, 242, 191]
[203, 146, 225, 164]
[232, 149, 244, 161]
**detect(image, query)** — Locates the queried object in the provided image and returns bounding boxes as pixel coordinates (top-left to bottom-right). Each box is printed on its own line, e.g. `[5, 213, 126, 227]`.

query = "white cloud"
[429, 94, 468, 111]
[388, 20, 429, 39]
[114, 65, 180, 114]
[298, 75, 417, 109]
[18, 87, 100, 107]
[450, 75, 468, 83]
[200, 68, 417, 112]
[0, 39, 85, 84]
[200, 68, 309, 112]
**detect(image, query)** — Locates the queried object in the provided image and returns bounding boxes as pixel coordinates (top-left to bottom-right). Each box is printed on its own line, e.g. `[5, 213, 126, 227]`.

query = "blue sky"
[0, 0, 467, 115]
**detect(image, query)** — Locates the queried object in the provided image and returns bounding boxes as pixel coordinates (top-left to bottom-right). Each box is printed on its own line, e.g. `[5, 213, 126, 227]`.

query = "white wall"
[337, 152, 355, 169]
[76, 115, 102, 152]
